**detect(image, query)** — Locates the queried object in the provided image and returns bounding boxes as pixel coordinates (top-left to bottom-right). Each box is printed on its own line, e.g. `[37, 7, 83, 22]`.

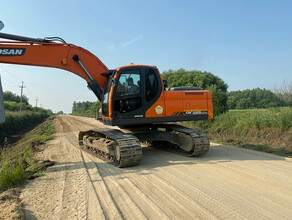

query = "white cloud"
[122, 34, 143, 47]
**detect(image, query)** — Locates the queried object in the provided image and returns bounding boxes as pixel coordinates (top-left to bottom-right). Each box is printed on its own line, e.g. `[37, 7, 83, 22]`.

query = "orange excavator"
[0, 23, 213, 167]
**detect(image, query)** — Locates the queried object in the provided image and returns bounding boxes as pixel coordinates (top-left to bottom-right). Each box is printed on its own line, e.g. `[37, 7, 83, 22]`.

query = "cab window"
[114, 69, 142, 114]
[116, 70, 141, 96]
[145, 68, 159, 101]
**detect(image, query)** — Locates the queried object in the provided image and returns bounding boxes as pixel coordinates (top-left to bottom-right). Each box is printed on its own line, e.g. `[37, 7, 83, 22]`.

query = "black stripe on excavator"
[185, 92, 204, 95]
[173, 112, 182, 116]
[171, 112, 184, 116]
[104, 114, 209, 126]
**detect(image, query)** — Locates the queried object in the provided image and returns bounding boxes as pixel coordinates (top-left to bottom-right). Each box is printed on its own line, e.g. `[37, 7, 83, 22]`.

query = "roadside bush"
[0, 159, 28, 189]
[0, 118, 55, 190]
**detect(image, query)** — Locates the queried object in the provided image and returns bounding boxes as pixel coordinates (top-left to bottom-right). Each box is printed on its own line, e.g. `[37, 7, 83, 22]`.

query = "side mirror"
[111, 78, 116, 87]
[0, 76, 5, 123]
[163, 80, 168, 88]
[0, 21, 4, 31]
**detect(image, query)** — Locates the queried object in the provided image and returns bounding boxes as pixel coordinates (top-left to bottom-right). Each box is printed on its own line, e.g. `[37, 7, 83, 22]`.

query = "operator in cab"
[127, 77, 139, 94]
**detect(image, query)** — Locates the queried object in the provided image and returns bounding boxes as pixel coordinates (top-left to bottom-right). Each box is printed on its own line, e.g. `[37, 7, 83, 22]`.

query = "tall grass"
[188, 107, 292, 135]
[185, 107, 292, 156]
[0, 117, 55, 190]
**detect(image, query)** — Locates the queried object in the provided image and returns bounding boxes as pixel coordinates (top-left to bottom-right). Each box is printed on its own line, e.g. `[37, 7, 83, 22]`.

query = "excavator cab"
[101, 65, 163, 126]
[101, 64, 213, 128]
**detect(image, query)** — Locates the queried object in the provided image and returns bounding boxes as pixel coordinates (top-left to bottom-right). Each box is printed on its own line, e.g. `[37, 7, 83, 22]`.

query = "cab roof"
[101, 65, 160, 78]
[117, 64, 159, 71]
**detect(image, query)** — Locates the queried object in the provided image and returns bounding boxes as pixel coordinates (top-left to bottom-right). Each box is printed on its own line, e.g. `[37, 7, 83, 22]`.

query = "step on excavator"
[0, 22, 213, 167]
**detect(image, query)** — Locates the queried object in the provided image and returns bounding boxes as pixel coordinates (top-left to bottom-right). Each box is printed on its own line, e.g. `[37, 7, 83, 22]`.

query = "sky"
[0, 0, 291, 113]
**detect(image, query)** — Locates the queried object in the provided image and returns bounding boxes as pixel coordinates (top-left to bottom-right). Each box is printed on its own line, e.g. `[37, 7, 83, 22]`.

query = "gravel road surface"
[20, 115, 292, 219]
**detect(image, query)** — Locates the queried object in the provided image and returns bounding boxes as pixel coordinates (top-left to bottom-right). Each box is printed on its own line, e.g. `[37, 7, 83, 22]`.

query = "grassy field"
[186, 107, 292, 157]
[0, 117, 55, 190]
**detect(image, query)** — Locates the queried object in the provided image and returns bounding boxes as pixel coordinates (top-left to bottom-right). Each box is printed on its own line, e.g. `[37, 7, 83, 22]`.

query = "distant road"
[21, 115, 292, 219]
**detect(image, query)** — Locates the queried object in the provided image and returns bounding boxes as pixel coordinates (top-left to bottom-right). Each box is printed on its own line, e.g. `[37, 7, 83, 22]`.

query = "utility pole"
[35, 98, 38, 107]
[19, 81, 25, 112]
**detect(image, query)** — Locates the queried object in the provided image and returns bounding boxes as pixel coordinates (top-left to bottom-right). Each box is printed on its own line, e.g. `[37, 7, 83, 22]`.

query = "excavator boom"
[0, 32, 108, 100]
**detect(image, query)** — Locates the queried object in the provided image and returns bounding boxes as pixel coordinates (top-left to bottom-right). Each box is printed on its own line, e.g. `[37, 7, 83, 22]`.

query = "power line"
[0, 74, 19, 86]
[0, 66, 23, 83]
[26, 87, 36, 99]
[1, 80, 19, 88]
[0, 67, 41, 108]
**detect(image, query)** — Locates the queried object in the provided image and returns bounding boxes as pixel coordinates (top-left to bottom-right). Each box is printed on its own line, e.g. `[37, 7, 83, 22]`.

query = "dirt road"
[20, 115, 292, 219]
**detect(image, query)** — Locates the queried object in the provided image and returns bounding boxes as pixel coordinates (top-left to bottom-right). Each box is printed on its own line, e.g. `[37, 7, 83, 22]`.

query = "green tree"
[227, 88, 283, 109]
[3, 91, 29, 104]
[72, 101, 100, 118]
[274, 80, 292, 106]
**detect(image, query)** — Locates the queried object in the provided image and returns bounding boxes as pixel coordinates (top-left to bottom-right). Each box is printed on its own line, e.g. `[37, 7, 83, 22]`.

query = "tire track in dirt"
[84, 153, 170, 220]
[20, 115, 292, 219]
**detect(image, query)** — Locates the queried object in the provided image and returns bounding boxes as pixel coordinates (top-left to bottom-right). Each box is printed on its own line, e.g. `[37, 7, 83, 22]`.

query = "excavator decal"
[0, 48, 26, 56]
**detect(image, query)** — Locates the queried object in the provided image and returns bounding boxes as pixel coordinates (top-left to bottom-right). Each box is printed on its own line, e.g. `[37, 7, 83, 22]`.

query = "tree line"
[3, 91, 29, 105]
[3, 91, 52, 115]
[227, 88, 285, 109]
[72, 101, 100, 118]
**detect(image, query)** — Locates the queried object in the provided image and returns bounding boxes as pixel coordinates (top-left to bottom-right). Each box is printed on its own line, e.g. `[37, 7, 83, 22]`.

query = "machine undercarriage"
[79, 124, 210, 167]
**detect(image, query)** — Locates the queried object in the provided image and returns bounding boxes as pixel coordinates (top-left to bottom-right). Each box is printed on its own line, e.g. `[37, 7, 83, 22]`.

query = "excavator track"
[79, 128, 142, 168]
[79, 124, 209, 168]
[138, 124, 210, 157]
[165, 124, 210, 156]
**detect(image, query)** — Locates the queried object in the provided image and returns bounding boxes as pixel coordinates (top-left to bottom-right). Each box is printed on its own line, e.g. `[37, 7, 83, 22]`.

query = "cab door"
[144, 67, 165, 118]
[112, 67, 145, 120]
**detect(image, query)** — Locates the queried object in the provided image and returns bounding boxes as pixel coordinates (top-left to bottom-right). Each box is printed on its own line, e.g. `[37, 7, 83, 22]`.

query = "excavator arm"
[0, 32, 108, 100]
